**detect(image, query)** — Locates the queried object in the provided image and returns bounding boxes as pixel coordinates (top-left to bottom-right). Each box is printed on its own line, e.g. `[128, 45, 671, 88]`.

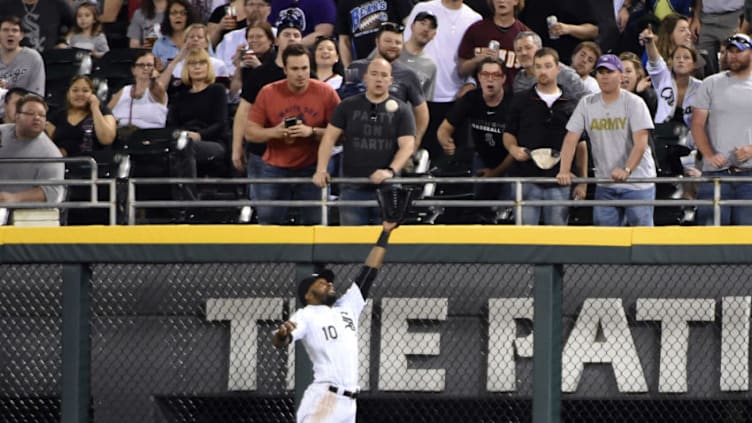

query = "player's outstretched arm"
[355, 221, 398, 299]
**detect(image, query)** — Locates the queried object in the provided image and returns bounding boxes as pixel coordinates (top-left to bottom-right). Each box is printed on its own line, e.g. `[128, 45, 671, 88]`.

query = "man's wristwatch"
[309, 126, 316, 137]
[624, 166, 632, 175]
[385, 167, 396, 177]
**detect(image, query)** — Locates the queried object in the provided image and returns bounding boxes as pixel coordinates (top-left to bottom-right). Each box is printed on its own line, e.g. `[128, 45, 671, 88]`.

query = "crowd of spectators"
[1, 0, 752, 227]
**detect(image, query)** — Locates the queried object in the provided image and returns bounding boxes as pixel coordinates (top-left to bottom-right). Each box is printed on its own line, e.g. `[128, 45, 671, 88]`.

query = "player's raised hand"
[272, 320, 297, 347]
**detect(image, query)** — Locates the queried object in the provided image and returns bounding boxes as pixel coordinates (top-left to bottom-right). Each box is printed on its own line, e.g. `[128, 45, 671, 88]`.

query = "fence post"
[61, 264, 91, 423]
[533, 264, 562, 423]
[294, 263, 314, 409]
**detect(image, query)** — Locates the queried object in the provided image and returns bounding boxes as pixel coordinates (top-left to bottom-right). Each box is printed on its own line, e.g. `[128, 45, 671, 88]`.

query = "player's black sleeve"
[354, 266, 379, 300]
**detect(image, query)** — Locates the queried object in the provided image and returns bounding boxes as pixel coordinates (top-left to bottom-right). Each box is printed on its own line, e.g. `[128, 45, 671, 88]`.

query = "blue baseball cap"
[595, 54, 624, 72]
[726, 33, 752, 51]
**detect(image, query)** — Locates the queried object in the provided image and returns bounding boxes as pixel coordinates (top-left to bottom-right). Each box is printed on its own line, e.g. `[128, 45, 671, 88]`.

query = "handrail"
[1, 171, 746, 226]
[0, 157, 99, 201]
[124, 175, 737, 226]
[0, 157, 120, 225]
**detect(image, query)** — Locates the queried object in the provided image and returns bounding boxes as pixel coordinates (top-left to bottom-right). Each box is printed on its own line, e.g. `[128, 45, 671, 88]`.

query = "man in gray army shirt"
[557, 54, 656, 227]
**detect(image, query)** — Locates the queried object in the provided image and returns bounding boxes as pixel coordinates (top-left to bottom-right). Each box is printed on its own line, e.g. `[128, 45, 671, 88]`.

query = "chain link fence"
[0, 265, 62, 423]
[562, 264, 752, 422]
[2, 261, 752, 422]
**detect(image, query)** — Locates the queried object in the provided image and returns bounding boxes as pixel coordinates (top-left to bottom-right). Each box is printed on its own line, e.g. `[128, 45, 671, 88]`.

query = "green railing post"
[533, 264, 562, 423]
[61, 264, 91, 423]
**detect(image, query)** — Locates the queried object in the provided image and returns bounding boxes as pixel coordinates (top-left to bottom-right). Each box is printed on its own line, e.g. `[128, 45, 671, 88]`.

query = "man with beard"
[0, 94, 64, 204]
[336, 0, 412, 66]
[691, 33, 752, 225]
[272, 219, 398, 423]
[347, 22, 428, 149]
[437, 57, 514, 218]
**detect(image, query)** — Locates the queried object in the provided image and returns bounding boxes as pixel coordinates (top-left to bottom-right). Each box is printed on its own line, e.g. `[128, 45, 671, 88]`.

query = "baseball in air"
[385, 99, 398, 113]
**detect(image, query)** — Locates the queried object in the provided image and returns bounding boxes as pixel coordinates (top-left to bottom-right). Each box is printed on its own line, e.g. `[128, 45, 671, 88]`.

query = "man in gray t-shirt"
[0, 17, 46, 118]
[397, 11, 437, 101]
[557, 54, 656, 227]
[0, 96, 64, 205]
[691, 33, 752, 225]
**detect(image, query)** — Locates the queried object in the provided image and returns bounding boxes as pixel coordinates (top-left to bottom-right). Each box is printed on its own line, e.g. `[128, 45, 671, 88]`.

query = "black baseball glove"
[376, 185, 416, 224]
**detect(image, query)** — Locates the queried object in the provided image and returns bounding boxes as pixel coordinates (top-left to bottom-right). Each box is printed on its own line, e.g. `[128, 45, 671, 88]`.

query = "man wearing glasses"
[691, 33, 752, 225]
[346, 22, 428, 150]
[436, 57, 514, 222]
[0, 95, 64, 204]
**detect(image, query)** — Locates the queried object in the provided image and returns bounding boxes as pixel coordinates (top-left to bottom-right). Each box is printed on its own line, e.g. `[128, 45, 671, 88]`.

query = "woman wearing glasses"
[167, 48, 229, 175]
[108, 51, 168, 130]
[47, 76, 117, 158]
[153, 0, 200, 70]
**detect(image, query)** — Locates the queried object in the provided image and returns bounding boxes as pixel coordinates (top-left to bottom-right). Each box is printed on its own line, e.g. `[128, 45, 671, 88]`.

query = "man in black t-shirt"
[0, 0, 74, 52]
[335, 0, 412, 66]
[437, 57, 514, 209]
[313, 58, 416, 225]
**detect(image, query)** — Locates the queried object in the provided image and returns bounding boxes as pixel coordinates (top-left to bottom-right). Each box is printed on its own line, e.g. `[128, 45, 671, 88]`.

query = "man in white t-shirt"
[272, 220, 398, 423]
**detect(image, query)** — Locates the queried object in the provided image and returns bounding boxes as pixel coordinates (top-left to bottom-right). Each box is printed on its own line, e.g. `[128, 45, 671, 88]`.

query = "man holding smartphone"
[246, 43, 340, 225]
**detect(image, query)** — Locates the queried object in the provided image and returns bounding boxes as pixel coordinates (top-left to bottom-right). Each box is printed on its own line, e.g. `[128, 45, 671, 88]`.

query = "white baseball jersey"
[290, 283, 366, 389]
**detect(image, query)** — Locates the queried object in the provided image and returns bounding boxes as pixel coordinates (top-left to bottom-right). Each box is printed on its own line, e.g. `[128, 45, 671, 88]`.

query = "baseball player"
[272, 219, 398, 423]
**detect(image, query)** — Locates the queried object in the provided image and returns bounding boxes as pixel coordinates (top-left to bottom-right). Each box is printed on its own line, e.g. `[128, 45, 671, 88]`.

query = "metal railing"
[2, 170, 746, 226]
[0, 157, 118, 225]
[124, 175, 738, 226]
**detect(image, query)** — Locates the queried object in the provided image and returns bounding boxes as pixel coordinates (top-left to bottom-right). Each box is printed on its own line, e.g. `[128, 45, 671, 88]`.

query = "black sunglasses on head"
[379, 22, 404, 33]
[727, 35, 752, 48]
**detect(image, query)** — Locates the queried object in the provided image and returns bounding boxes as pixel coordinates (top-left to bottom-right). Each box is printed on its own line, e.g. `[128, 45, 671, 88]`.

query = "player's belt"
[328, 385, 358, 399]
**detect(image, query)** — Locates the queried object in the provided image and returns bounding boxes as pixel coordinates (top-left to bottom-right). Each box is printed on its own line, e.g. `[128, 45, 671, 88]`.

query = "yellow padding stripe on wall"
[0, 225, 315, 244]
[0, 225, 749, 247]
[313, 226, 634, 246]
[631, 227, 752, 245]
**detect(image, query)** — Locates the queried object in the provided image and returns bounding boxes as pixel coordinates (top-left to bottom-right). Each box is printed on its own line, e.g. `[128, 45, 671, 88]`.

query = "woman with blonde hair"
[167, 48, 229, 175]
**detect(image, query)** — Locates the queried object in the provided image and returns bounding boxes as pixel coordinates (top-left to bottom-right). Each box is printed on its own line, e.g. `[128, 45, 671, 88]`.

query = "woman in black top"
[47, 75, 117, 159]
[168, 48, 229, 175]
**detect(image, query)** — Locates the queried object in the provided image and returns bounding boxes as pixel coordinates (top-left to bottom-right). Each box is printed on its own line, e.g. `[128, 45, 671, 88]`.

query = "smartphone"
[284, 116, 298, 128]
